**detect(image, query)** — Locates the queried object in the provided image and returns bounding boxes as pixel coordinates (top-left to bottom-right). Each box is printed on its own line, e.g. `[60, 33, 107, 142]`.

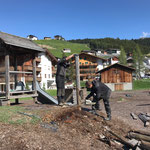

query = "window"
[85, 62, 88, 64]
[45, 74, 47, 78]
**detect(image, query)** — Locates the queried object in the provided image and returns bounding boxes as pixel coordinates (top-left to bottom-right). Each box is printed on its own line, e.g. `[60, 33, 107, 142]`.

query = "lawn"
[0, 106, 40, 124]
[133, 79, 150, 90]
[35, 40, 90, 58]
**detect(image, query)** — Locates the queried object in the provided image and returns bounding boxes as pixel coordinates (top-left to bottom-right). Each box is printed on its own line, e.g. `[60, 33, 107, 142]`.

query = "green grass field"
[133, 79, 150, 90]
[35, 40, 90, 58]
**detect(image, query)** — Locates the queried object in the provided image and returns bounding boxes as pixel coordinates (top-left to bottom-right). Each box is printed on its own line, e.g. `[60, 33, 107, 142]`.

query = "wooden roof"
[97, 63, 135, 73]
[0, 32, 44, 52]
[79, 52, 107, 61]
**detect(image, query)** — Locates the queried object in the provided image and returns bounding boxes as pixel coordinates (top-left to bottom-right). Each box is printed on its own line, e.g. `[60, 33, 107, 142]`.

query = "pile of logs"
[99, 127, 150, 150]
[128, 130, 150, 150]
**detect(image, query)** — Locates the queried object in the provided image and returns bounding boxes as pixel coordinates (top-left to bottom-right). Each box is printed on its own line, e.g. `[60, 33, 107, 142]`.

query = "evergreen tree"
[119, 46, 127, 65]
[136, 44, 144, 79]
[133, 45, 144, 79]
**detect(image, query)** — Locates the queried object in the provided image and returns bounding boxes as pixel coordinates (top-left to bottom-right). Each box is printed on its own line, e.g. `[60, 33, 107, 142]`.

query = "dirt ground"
[0, 90, 150, 150]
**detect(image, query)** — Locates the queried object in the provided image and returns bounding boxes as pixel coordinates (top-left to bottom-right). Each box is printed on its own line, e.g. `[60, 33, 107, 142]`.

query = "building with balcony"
[70, 53, 107, 81]
[37, 49, 57, 90]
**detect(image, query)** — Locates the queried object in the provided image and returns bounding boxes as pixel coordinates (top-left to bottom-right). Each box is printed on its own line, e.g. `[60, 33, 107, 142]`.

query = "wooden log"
[75, 54, 81, 106]
[140, 140, 150, 150]
[131, 130, 150, 136]
[107, 129, 134, 148]
[129, 132, 150, 142]
[130, 112, 138, 120]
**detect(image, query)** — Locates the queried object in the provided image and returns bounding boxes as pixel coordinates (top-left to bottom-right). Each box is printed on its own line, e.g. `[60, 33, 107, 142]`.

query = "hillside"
[35, 40, 90, 58]
[69, 38, 150, 54]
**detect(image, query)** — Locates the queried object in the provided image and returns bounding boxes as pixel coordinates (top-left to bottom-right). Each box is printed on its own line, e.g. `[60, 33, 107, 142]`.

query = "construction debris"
[130, 112, 138, 120]
[138, 113, 150, 127]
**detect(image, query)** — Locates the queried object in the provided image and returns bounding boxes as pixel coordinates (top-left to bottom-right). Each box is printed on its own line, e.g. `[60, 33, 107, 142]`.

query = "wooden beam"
[75, 54, 81, 106]
[14, 55, 17, 88]
[5, 51, 10, 100]
[10, 90, 35, 94]
[33, 54, 37, 94]
[8, 94, 38, 99]
[9, 71, 33, 74]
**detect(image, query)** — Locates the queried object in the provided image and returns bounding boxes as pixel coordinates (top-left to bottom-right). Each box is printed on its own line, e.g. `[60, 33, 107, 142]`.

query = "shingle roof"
[96, 63, 135, 74]
[0, 32, 44, 52]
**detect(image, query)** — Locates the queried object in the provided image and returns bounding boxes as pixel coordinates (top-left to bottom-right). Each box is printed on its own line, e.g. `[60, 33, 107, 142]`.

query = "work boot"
[57, 96, 62, 106]
[104, 115, 111, 121]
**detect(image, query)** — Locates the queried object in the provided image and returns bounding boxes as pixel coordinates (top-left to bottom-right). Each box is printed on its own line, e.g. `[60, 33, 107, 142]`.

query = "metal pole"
[75, 54, 81, 106]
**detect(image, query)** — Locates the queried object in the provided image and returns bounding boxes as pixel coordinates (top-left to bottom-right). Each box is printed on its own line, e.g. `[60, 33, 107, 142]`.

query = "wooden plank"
[8, 94, 38, 99]
[10, 90, 35, 94]
[9, 71, 33, 74]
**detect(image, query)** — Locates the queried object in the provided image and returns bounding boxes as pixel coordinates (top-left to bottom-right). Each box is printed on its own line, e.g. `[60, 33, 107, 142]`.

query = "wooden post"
[5, 51, 10, 100]
[14, 54, 19, 104]
[32, 54, 37, 102]
[15, 98, 19, 104]
[75, 54, 81, 106]
[14, 54, 18, 88]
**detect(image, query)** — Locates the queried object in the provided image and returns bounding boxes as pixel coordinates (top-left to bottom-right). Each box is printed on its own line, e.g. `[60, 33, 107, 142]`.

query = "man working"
[85, 80, 112, 121]
[56, 54, 74, 105]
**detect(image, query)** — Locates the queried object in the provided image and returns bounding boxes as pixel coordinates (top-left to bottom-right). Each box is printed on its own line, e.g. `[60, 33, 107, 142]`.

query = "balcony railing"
[25, 76, 41, 82]
[24, 66, 41, 72]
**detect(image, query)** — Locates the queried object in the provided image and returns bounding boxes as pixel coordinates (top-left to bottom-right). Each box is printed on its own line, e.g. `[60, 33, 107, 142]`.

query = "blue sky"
[0, 0, 150, 40]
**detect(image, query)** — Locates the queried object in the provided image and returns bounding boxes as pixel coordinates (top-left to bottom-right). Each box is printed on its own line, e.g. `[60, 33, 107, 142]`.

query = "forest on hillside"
[69, 38, 150, 54]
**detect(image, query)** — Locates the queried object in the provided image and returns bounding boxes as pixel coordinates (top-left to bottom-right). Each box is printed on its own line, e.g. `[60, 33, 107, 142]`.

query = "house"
[37, 49, 57, 90]
[54, 35, 65, 41]
[97, 63, 135, 91]
[97, 53, 119, 65]
[62, 48, 71, 53]
[44, 37, 51, 40]
[70, 53, 107, 81]
[103, 48, 120, 55]
[27, 35, 38, 40]
[0, 31, 44, 103]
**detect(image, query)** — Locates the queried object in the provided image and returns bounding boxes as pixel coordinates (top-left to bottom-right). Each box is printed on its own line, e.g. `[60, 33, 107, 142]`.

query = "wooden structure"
[0, 32, 44, 104]
[97, 63, 135, 91]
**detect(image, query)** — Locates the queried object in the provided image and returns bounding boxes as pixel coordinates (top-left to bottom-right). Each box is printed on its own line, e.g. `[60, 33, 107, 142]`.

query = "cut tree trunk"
[140, 140, 150, 150]
[128, 132, 150, 142]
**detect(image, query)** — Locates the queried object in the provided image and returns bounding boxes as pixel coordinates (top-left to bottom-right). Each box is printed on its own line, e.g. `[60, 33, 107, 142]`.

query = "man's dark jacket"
[86, 80, 111, 100]
[56, 57, 69, 77]
[56, 57, 69, 88]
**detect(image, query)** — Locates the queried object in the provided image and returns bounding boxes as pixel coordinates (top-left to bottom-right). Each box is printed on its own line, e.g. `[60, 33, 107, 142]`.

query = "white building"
[27, 35, 38, 40]
[38, 49, 57, 90]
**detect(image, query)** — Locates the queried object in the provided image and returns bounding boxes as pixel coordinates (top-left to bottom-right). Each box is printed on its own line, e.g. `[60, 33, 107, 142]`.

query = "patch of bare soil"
[0, 89, 149, 150]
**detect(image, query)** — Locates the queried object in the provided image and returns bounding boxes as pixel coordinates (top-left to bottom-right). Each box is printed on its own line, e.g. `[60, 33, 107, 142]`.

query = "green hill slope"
[35, 40, 90, 58]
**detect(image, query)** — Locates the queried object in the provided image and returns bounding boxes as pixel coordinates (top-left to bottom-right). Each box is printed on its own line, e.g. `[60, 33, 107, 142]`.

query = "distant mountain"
[69, 38, 150, 54]
[34, 40, 90, 58]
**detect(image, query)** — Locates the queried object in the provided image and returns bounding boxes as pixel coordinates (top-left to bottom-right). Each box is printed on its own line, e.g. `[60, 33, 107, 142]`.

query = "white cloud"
[140, 32, 150, 38]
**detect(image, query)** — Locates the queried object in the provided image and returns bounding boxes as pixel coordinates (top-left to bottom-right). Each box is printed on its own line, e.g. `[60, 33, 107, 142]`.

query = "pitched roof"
[79, 52, 107, 61]
[45, 48, 58, 64]
[96, 63, 135, 74]
[0, 32, 44, 52]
